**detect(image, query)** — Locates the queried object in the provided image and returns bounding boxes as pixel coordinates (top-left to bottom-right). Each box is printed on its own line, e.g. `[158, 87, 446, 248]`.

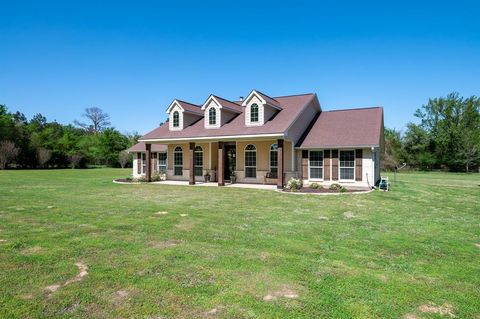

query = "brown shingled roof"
[128, 141, 167, 152]
[298, 107, 383, 148]
[255, 90, 282, 109]
[140, 93, 317, 141]
[176, 100, 203, 116]
[211, 95, 243, 113]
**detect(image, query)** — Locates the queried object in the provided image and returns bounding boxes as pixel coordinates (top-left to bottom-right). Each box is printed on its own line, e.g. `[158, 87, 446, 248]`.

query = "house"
[128, 90, 384, 189]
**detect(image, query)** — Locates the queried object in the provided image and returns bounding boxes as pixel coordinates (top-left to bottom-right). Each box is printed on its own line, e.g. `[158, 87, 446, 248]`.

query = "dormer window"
[209, 108, 216, 125]
[250, 103, 259, 123]
[173, 111, 179, 127]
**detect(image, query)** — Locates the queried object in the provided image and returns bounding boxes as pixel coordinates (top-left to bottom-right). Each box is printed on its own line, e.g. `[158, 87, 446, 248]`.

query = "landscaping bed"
[283, 187, 369, 193]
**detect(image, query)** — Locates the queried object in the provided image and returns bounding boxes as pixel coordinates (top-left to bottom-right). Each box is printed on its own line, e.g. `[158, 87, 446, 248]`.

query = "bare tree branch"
[0, 141, 19, 169]
[75, 107, 111, 134]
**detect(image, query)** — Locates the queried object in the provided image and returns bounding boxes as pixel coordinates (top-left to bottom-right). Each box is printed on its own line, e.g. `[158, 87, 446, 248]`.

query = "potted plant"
[204, 170, 211, 182]
[230, 171, 237, 184]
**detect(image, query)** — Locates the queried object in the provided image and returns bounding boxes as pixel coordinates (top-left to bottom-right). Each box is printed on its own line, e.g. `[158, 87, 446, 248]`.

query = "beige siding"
[236, 140, 293, 183]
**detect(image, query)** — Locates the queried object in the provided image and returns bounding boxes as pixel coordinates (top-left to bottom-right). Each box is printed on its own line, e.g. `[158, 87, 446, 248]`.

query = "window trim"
[269, 143, 278, 178]
[141, 153, 146, 175]
[244, 144, 257, 179]
[173, 146, 183, 176]
[172, 111, 180, 128]
[339, 149, 356, 182]
[157, 151, 167, 173]
[208, 108, 216, 126]
[250, 103, 259, 123]
[194, 146, 203, 177]
[308, 149, 324, 181]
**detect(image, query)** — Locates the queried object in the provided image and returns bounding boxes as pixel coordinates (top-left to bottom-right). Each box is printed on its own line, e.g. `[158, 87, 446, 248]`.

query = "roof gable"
[201, 95, 243, 113]
[242, 90, 282, 110]
[166, 99, 203, 116]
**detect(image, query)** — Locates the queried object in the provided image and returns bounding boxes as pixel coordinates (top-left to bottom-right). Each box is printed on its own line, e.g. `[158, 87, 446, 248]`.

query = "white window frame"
[173, 146, 183, 176]
[250, 103, 259, 123]
[157, 152, 167, 173]
[244, 144, 257, 179]
[269, 143, 278, 178]
[208, 108, 216, 126]
[141, 153, 146, 175]
[194, 146, 203, 177]
[308, 149, 324, 181]
[172, 111, 180, 128]
[339, 149, 355, 182]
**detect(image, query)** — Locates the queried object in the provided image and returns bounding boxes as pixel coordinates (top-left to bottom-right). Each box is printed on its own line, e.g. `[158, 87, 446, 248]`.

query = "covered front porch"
[150, 180, 278, 191]
[143, 138, 294, 189]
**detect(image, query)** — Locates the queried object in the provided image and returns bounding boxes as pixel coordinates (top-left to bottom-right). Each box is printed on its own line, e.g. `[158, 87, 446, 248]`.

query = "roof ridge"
[253, 89, 280, 102]
[176, 99, 201, 107]
[273, 93, 316, 99]
[211, 94, 242, 105]
[323, 106, 383, 112]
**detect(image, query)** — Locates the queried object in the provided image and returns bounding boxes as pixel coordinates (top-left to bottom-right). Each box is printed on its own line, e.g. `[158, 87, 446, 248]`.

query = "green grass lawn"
[0, 169, 479, 318]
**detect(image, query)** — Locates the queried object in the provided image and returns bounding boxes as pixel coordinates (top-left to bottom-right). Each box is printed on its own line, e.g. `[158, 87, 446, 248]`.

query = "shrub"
[329, 183, 346, 192]
[286, 178, 302, 191]
[151, 173, 161, 182]
[309, 182, 322, 189]
[134, 176, 147, 183]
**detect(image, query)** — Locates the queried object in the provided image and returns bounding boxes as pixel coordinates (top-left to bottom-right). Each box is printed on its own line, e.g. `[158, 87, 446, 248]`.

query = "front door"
[224, 145, 236, 181]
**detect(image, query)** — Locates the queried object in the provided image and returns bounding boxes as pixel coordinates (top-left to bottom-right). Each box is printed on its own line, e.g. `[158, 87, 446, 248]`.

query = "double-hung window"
[141, 153, 146, 174]
[209, 108, 216, 125]
[194, 146, 203, 176]
[339, 150, 355, 180]
[269, 144, 278, 178]
[158, 152, 167, 173]
[174, 147, 183, 176]
[309, 150, 323, 179]
[244, 144, 257, 178]
[250, 103, 259, 123]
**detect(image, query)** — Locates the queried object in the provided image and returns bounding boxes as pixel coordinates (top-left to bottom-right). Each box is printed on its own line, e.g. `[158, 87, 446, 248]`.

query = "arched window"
[244, 144, 257, 178]
[209, 108, 216, 125]
[194, 146, 203, 177]
[174, 146, 183, 176]
[270, 143, 278, 178]
[173, 111, 180, 127]
[250, 103, 259, 123]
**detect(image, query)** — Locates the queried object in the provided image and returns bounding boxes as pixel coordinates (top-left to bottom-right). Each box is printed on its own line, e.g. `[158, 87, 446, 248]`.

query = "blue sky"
[1, 0, 479, 134]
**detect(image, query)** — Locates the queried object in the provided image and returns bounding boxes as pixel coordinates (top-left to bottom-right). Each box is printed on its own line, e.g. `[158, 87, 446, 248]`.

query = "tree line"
[0, 105, 139, 169]
[383, 93, 480, 172]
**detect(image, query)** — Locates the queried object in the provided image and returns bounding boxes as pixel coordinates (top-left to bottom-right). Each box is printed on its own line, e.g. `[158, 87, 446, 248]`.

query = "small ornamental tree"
[119, 150, 130, 168]
[0, 141, 19, 169]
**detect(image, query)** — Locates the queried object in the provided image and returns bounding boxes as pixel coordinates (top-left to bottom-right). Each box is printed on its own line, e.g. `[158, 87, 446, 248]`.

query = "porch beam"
[277, 139, 284, 189]
[189, 142, 195, 185]
[146, 143, 152, 182]
[217, 142, 225, 186]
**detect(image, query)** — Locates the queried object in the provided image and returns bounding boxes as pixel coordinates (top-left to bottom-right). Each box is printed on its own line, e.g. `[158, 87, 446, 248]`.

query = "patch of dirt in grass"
[0, 239, 7, 243]
[318, 216, 329, 220]
[403, 313, 420, 319]
[260, 252, 270, 261]
[376, 274, 388, 282]
[175, 221, 195, 231]
[180, 213, 188, 217]
[61, 302, 80, 314]
[202, 306, 224, 317]
[20, 246, 44, 255]
[45, 262, 88, 295]
[263, 284, 299, 302]
[47, 206, 55, 209]
[150, 240, 183, 249]
[111, 289, 136, 306]
[418, 302, 455, 317]
[154, 211, 168, 216]
[19, 293, 35, 300]
[343, 211, 356, 219]
[475, 243, 480, 248]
